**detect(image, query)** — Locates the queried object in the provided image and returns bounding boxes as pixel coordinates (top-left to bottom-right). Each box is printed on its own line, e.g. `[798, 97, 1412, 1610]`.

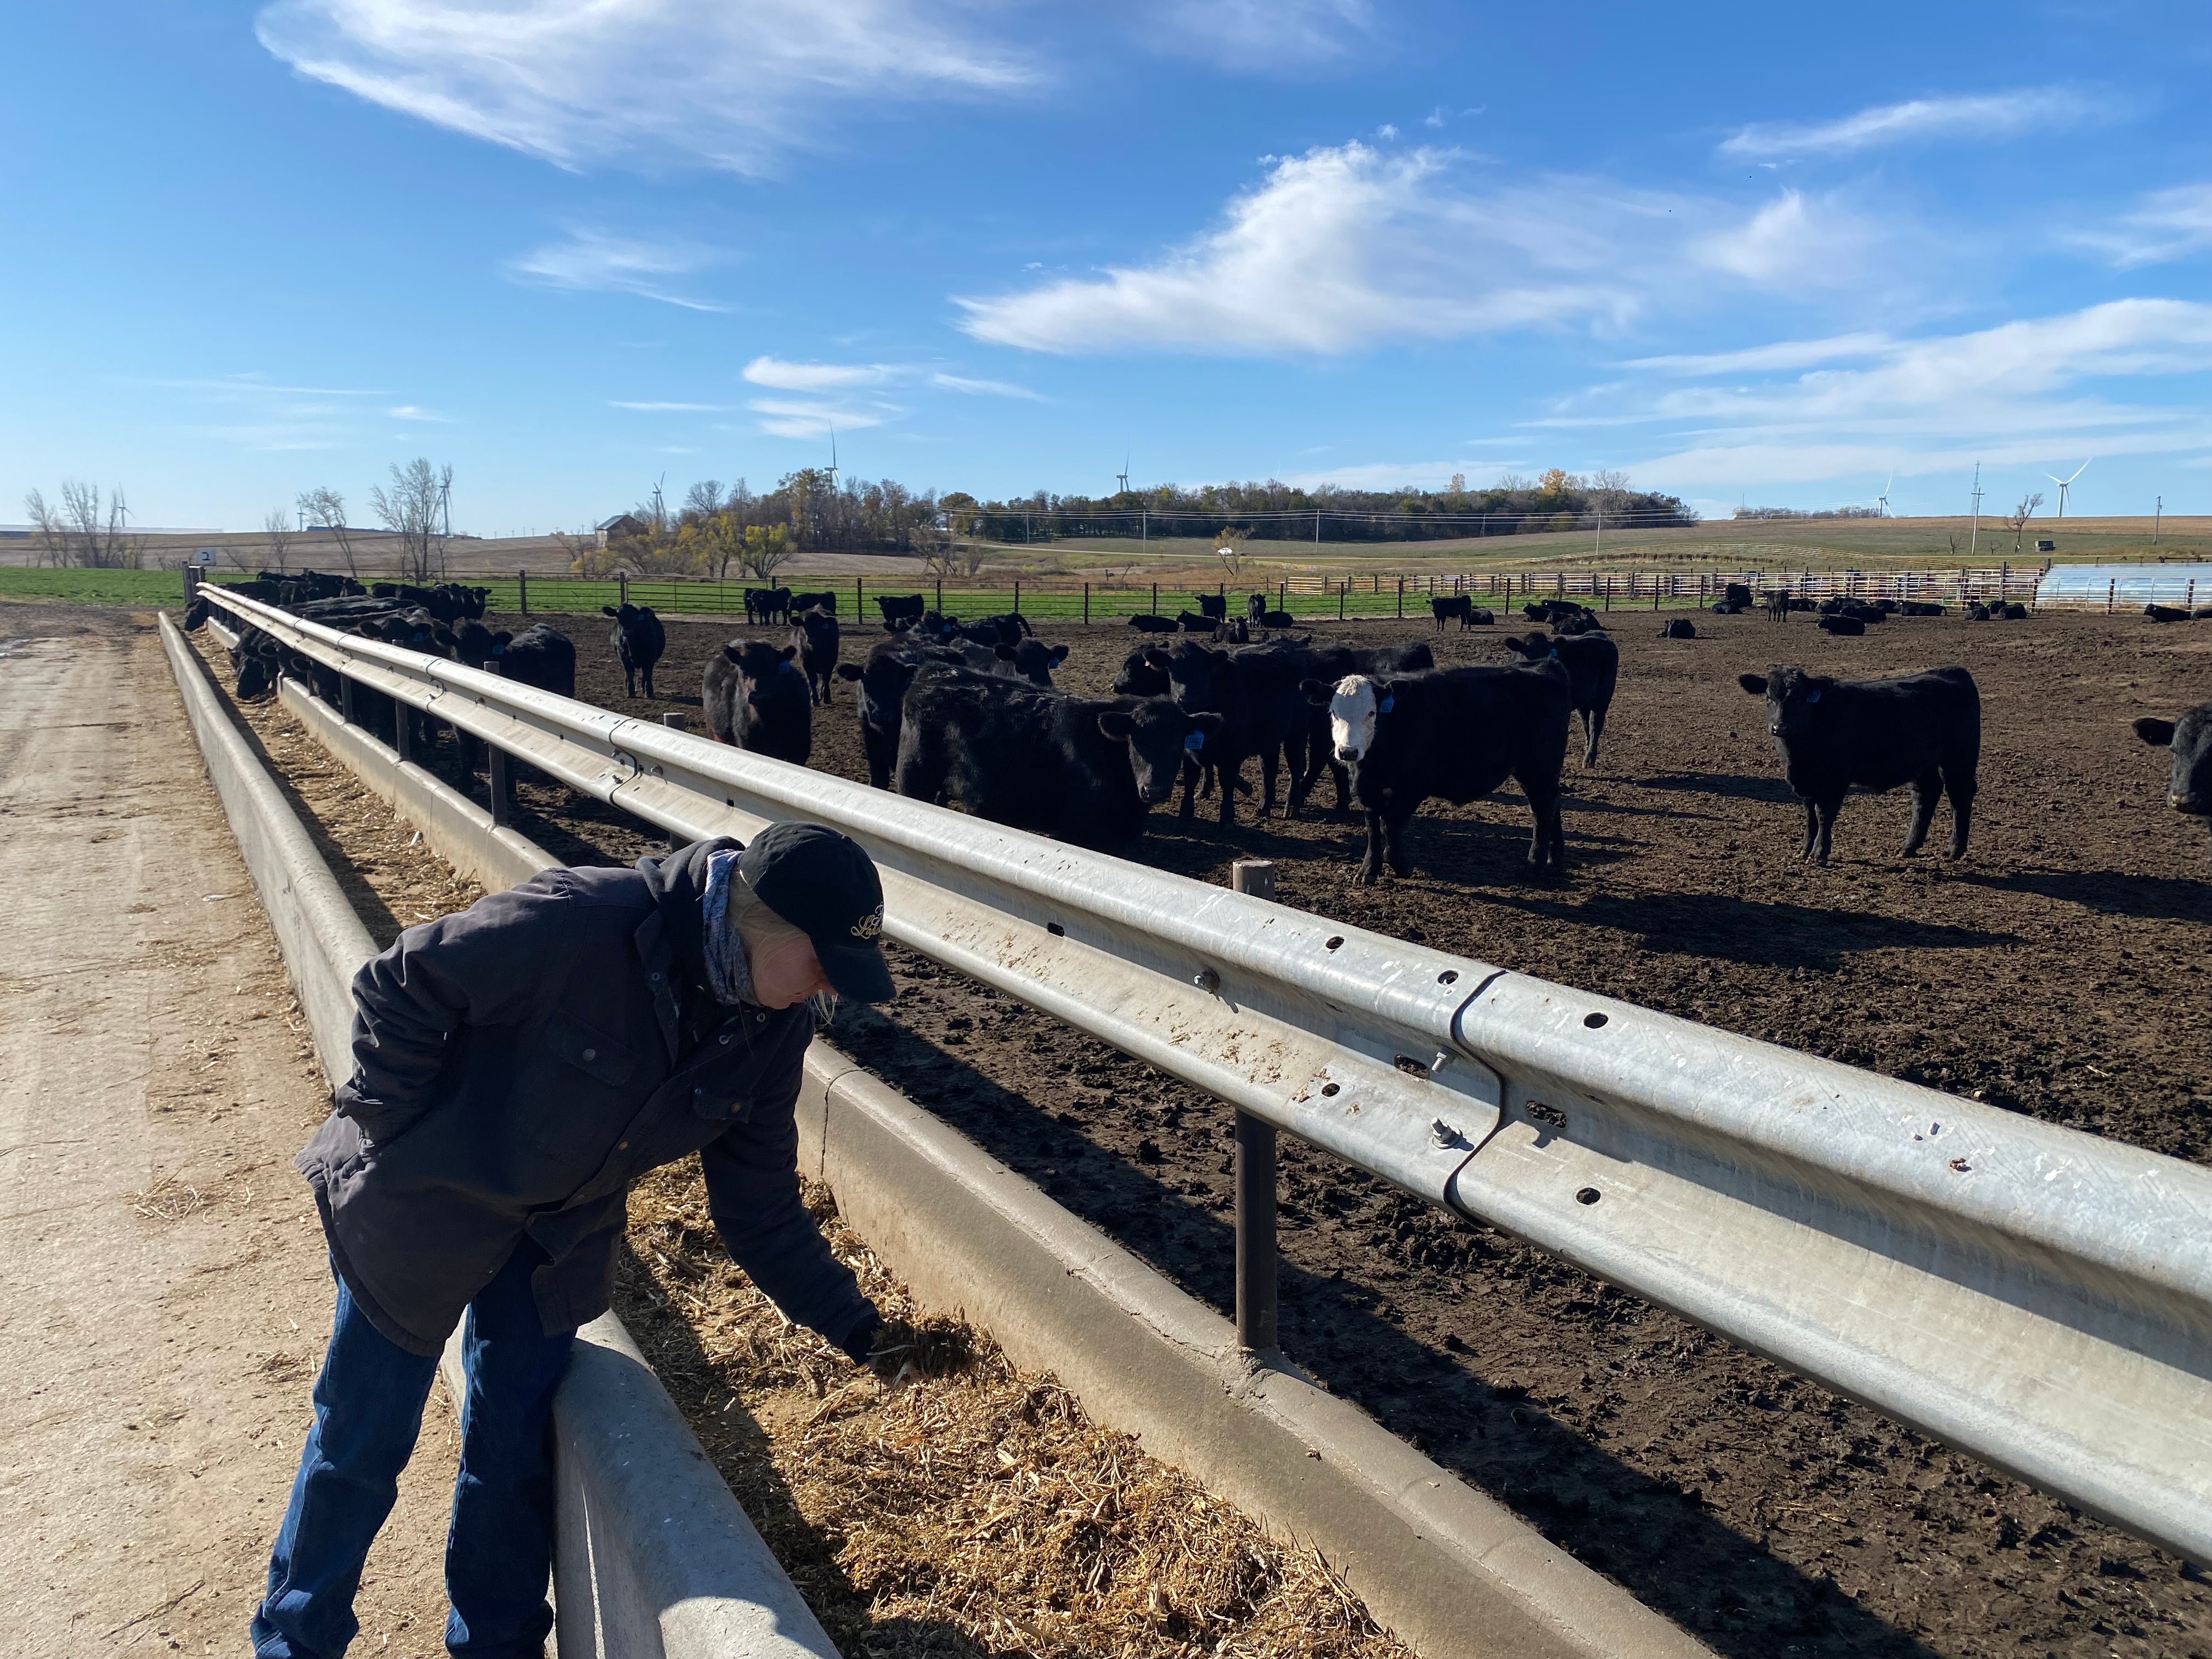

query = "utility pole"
[1968, 463, 1983, 559]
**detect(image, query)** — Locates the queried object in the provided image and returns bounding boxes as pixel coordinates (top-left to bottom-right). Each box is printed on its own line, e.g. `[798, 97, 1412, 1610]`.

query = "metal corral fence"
[2035, 563, 2212, 611]
[194, 579, 2212, 1568]
[334, 565, 2056, 624]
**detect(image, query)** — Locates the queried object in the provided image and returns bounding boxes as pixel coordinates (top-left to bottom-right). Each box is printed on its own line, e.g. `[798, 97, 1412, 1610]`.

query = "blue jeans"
[251, 1248, 575, 1659]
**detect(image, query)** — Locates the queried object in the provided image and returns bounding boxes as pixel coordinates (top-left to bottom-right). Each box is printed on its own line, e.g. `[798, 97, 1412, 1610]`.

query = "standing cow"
[1737, 665, 1980, 862]
[792, 607, 840, 706]
[602, 603, 667, 699]
[1501, 632, 1618, 768]
[703, 640, 811, 763]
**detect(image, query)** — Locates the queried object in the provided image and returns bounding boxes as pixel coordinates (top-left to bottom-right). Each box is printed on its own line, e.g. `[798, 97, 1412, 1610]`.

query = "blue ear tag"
[1184, 730, 1206, 751]
[1806, 690, 1821, 703]
[492, 642, 506, 656]
[1377, 695, 1395, 713]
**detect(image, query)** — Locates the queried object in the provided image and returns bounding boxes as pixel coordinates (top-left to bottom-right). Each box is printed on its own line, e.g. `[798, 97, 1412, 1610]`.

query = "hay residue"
[622, 1160, 1417, 1659]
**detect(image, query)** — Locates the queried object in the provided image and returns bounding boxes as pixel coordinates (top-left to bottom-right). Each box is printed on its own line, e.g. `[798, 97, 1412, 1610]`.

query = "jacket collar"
[634, 836, 741, 1061]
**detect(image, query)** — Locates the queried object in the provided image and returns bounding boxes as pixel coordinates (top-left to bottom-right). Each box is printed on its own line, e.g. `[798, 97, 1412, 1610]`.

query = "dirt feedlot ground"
[466, 605, 2207, 1657]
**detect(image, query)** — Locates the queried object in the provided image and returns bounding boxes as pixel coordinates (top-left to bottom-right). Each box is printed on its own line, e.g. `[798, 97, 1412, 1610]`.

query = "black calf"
[703, 640, 811, 763]
[1500, 632, 1618, 768]
[1737, 665, 1980, 862]
[602, 602, 667, 698]
[793, 608, 840, 706]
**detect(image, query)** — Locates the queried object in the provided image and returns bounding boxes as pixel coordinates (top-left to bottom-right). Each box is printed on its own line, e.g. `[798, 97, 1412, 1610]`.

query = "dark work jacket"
[295, 837, 877, 1357]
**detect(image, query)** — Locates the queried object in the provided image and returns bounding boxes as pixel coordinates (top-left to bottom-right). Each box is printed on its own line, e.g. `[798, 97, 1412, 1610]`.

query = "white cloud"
[1145, 0, 1372, 65]
[956, 143, 1893, 356]
[742, 357, 896, 391]
[1688, 190, 1881, 286]
[746, 398, 890, 439]
[2067, 182, 2212, 269]
[1567, 299, 2212, 489]
[256, 0, 1041, 174]
[1719, 88, 2095, 159]
[929, 372, 1041, 399]
[608, 400, 728, 411]
[386, 404, 450, 421]
[510, 228, 724, 309]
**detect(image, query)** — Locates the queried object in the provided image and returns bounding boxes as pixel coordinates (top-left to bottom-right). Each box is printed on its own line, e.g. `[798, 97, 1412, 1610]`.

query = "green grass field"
[0, 567, 188, 606]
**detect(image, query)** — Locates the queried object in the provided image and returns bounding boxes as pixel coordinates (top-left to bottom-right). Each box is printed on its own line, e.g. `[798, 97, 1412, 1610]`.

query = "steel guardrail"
[196, 583, 2212, 1566]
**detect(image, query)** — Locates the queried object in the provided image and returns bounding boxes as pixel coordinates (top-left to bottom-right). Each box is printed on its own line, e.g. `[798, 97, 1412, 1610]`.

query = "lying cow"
[2134, 703, 2211, 855]
[1304, 664, 1572, 883]
[1658, 618, 1696, 639]
[1737, 665, 1980, 862]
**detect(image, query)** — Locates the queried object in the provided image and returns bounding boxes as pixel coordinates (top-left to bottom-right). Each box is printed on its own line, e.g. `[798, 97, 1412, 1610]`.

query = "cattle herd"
[183, 570, 2212, 882]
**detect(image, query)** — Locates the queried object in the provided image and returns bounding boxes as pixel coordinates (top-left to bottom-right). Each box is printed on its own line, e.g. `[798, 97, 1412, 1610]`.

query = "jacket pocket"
[545, 1018, 636, 1087]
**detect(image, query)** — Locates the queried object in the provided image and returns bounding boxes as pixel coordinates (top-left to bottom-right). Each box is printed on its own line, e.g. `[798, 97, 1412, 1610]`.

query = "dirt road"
[0, 605, 455, 1657]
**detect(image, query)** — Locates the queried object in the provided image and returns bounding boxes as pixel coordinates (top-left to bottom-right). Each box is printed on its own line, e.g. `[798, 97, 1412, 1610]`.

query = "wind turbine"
[2044, 459, 2089, 518]
[1876, 473, 1893, 517]
[827, 425, 839, 489]
[1116, 453, 1130, 495]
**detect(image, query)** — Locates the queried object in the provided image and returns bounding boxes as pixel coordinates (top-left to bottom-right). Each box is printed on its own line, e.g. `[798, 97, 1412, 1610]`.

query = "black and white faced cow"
[2135, 703, 2212, 855]
[1737, 665, 1980, 864]
[602, 603, 667, 699]
[1304, 665, 1572, 883]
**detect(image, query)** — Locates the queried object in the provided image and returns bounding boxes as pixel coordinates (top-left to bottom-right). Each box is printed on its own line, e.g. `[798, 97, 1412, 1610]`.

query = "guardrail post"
[338, 674, 357, 726]
[660, 714, 688, 847]
[1229, 859, 1279, 1353]
[392, 698, 413, 763]
[488, 747, 511, 827]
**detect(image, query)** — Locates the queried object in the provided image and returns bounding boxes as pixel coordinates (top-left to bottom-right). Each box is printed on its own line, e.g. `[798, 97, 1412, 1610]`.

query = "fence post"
[1229, 859, 1278, 1353]
[855, 575, 862, 617]
[1396, 577, 1404, 619]
[517, 568, 528, 615]
[618, 571, 628, 608]
[936, 577, 944, 614]
[1152, 582, 1159, 616]
[1338, 582, 1346, 621]
[2108, 579, 2116, 614]
[1014, 579, 1021, 616]
[1083, 583, 1090, 624]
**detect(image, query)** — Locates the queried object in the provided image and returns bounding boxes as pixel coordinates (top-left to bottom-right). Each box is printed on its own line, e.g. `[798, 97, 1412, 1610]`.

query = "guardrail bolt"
[1430, 1118, 1460, 1149]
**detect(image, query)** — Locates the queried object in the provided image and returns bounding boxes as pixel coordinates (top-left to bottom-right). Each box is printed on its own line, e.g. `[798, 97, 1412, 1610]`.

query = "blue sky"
[3, 0, 2208, 535]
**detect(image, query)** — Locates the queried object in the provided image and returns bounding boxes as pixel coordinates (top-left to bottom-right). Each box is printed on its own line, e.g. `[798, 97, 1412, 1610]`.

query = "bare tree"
[298, 487, 356, 575]
[263, 509, 295, 574]
[24, 482, 142, 567]
[683, 478, 726, 520]
[370, 459, 452, 582]
[1215, 524, 1250, 578]
[2007, 492, 2044, 554]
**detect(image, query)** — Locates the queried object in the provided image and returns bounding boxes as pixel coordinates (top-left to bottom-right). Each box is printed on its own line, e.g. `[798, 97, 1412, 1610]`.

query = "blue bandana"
[699, 849, 755, 1006]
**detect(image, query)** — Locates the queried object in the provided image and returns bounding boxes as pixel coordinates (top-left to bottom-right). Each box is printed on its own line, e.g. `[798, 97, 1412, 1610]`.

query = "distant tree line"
[956, 469, 1696, 544]
[1731, 505, 1882, 521]
[578, 470, 950, 579]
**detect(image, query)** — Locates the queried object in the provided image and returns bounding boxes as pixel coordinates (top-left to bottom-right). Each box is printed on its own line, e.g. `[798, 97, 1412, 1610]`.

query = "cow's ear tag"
[1378, 695, 1395, 713]
[1184, 730, 1206, 751]
[1806, 690, 1821, 703]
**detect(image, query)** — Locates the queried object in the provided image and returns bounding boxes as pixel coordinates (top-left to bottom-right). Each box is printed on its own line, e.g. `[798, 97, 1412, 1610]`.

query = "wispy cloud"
[742, 357, 896, 391]
[957, 142, 1894, 356]
[609, 399, 729, 411]
[1719, 88, 2096, 159]
[510, 228, 725, 310]
[747, 397, 889, 439]
[929, 372, 1041, 399]
[2067, 181, 2212, 269]
[1559, 298, 2212, 490]
[386, 404, 450, 421]
[255, 0, 1043, 175]
[1143, 0, 1373, 65]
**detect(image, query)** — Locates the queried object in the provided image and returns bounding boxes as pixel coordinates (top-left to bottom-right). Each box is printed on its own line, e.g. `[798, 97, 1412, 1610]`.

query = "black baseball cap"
[738, 822, 894, 1003]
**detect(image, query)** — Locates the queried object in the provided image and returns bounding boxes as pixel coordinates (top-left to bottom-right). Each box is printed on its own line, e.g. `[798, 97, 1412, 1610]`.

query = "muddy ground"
[411, 602, 2208, 1659]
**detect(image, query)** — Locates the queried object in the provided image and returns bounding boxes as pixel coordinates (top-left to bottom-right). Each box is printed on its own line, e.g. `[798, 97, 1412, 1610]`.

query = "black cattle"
[1500, 631, 1619, 768]
[1246, 594, 1267, 624]
[793, 607, 840, 706]
[745, 586, 792, 625]
[1258, 608, 1299, 629]
[1737, 665, 1980, 863]
[602, 602, 667, 698]
[789, 589, 837, 617]
[1303, 664, 1571, 882]
[1011, 639, 1070, 687]
[1196, 593, 1227, 620]
[1899, 601, 1947, 617]
[1763, 590, 1791, 621]
[703, 640, 811, 764]
[2134, 704, 2212, 851]
[2197, 607, 2212, 622]
[908, 610, 961, 640]
[361, 581, 484, 622]
[1724, 583, 1754, 609]
[1126, 613, 1179, 633]
[1817, 614, 1866, 636]
[835, 636, 1015, 788]
[1144, 640, 1306, 824]
[1285, 641, 1436, 815]
[876, 592, 926, 631]
[453, 621, 577, 697]
[1658, 618, 1697, 639]
[1431, 594, 1475, 631]
[1554, 613, 1608, 636]
[1175, 610, 1223, 634]
[2146, 604, 2191, 623]
[957, 613, 1032, 647]
[1115, 649, 1225, 802]
[893, 667, 1223, 850]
